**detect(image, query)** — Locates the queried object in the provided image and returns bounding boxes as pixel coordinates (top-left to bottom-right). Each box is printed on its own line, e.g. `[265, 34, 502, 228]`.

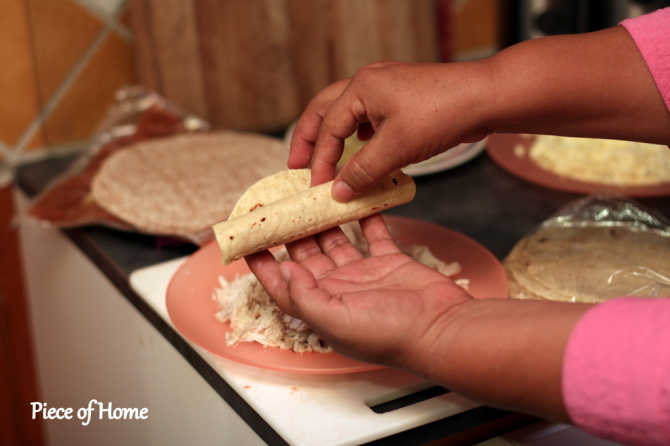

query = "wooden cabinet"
[130, 0, 440, 132]
[0, 186, 44, 446]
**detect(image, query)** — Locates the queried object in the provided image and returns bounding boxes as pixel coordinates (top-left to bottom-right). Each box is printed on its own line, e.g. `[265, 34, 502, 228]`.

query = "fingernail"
[279, 263, 292, 281]
[332, 181, 355, 202]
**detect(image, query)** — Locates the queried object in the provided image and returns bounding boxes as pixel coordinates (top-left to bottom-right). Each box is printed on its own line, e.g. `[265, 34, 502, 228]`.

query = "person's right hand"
[288, 61, 494, 201]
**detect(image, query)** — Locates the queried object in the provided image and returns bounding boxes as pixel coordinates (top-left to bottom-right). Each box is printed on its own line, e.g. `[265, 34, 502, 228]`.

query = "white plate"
[402, 139, 487, 176]
[284, 122, 486, 177]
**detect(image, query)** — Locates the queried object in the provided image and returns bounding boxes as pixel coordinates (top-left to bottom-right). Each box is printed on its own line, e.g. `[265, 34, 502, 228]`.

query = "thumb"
[331, 135, 404, 202]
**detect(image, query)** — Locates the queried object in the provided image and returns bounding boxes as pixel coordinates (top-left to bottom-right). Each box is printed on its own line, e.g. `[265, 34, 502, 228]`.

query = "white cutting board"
[130, 258, 482, 446]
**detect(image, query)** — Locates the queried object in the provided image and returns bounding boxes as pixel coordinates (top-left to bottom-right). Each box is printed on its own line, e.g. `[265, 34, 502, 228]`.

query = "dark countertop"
[16, 148, 670, 445]
[16, 150, 587, 274]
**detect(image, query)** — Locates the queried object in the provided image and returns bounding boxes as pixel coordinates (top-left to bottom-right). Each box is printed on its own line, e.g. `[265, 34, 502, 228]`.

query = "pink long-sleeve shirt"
[562, 8, 670, 446]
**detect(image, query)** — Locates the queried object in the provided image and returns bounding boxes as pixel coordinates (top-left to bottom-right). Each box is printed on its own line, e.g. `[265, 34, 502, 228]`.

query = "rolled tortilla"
[212, 169, 416, 264]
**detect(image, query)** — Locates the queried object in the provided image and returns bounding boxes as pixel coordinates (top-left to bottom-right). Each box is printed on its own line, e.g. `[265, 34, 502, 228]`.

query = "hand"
[245, 214, 473, 370]
[288, 61, 494, 200]
[289, 28, 670, 203]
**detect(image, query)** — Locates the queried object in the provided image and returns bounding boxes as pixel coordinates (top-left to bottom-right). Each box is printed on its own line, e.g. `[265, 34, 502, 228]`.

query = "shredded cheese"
[529, 135, 670, 186]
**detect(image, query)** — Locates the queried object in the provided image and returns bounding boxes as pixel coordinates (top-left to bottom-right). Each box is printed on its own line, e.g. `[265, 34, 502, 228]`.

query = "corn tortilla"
[504, 225, 670, 302]
[91, 131, 288, 236]
[212, 169, 416, 264]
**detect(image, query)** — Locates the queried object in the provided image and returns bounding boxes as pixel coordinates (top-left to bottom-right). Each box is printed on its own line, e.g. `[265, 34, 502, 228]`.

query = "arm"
[290, 27, 670, 201]
[248, 217, 670, 437]
[262, 9, 670, 439]
[246, 216, 592, 423]
[485, 26, 670, 142]
[257, 233, 670, 440]
[419, 298, 590, 422]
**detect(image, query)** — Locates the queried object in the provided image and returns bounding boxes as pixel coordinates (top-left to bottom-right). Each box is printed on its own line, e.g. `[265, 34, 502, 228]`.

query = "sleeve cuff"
[562, 297, 670, 445]
[620, 8, 670, 113]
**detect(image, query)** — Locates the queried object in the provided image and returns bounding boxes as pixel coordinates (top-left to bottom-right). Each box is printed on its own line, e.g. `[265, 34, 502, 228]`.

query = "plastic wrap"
[28, 86, 210, 244]
[504, 193, 670, 303]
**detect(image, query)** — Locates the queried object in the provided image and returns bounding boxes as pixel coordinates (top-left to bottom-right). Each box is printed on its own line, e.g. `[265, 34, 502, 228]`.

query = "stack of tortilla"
[504, 224, 670, 303]
[91, 131, 288, 240]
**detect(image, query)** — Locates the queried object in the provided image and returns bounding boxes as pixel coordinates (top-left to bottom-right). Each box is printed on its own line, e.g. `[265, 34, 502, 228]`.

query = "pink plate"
[166, 215, 508, 374]
[487, 133, 670, 197]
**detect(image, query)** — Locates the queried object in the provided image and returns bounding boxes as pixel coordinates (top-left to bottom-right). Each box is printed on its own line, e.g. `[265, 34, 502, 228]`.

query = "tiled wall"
[0, 0, 501, 173]
[1, 0, 136, 170]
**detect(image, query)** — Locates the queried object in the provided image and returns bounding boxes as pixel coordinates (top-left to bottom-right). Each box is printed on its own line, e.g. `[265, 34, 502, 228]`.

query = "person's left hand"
[245, 214, 473, 371]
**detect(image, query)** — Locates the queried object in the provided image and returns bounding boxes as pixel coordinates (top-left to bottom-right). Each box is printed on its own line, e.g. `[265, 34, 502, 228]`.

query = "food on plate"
[213, 222, 468, 352]
[91, 131, 287, 236]
[526, 135, 670, 186]
[213, 266, 329, 353]
[212, 169, 416, 265]
[504, 225, 670, 303]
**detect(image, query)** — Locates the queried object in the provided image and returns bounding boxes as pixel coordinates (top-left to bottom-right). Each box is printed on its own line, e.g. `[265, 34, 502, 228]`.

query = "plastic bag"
[504, 193, 670, 303]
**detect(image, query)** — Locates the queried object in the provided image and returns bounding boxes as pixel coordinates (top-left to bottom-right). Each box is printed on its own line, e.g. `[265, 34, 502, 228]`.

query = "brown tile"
[22, 129, 47, 153]
[43, 31, 137, 145]
[453, 0, 501, 56]
[27, 0, 102, 102]
[0, 0, 42, 147]
[118, 2, 133, 30]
